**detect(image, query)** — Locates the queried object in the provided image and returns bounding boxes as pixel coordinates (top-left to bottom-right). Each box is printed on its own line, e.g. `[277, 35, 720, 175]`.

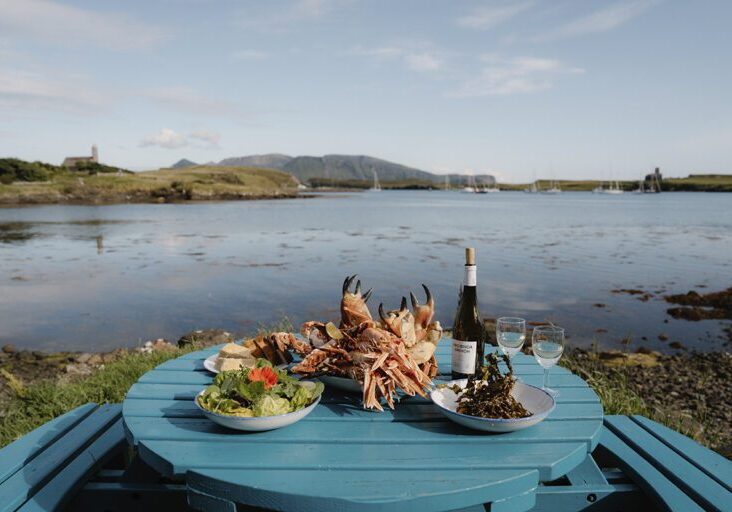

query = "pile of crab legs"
[274, 275, 443, 411]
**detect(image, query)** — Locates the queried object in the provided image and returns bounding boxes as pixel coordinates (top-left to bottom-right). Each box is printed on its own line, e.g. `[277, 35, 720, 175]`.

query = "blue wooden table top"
[122, 340, 603, 512]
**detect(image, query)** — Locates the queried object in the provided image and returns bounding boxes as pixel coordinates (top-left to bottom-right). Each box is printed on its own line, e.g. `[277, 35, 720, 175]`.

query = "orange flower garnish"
[248, 366, 278, 389]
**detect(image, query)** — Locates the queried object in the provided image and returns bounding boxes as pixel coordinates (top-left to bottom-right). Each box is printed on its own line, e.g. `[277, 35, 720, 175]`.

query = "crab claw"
[340, 275, 373, 328]
[412, 284, 435, 329]
[379, 298, 416, 347]
[362, 288, 373, 302]
[343, 275, 357, 295]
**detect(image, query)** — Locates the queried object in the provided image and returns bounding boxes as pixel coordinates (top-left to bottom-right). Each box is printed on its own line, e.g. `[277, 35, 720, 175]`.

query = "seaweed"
[451, 353, 531, 419]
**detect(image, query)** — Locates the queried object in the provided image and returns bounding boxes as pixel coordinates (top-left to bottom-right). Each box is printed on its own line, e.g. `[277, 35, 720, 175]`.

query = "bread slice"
[216, 357, 253, 372]
[219, 343, 251, 359]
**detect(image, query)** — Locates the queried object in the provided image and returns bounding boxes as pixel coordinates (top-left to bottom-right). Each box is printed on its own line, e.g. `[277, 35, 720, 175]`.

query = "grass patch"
[0, 348, 191, 447]
[0, 164, 298, 204]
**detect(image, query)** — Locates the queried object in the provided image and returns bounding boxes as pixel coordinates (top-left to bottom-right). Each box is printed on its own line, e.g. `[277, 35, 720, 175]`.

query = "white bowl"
[194, 387, 321, 431]
[203, 354, 287, 374]
[430, 379, 555, 433]
[319, 375, 363, 393]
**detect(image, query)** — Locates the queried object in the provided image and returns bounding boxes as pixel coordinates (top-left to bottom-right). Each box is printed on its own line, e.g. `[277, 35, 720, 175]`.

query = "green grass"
[0, 165, 298, 204]
[0, 348, 191, 447]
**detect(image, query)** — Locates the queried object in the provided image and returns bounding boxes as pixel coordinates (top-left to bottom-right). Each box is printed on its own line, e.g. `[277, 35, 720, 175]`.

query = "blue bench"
[2, 406, 730, 511]
[0, 403, 125, 512]
[595, 415, 732, 512]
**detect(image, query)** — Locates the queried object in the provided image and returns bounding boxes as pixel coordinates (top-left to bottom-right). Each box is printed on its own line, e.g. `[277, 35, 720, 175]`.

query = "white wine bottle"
[451, 247, 485, 379]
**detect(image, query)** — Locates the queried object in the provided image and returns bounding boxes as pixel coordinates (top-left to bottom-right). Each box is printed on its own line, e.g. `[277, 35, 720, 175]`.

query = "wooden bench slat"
[631, 415, 732, 492]
[17, 418, 125, 512]
[599, 423, 705, 512]
[0, 403, 97, 486]
[606, 415, 730, 511]
[0, 404, 121, 512]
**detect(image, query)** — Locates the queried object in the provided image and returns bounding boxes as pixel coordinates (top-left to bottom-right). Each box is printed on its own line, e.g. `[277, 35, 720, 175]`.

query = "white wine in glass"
[532, 325, 564, 397]
[496, 317, 526, 358]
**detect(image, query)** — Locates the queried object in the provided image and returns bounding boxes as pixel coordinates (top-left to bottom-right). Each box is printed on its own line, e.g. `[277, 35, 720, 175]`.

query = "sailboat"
[462, 175, 476, 193]
[524, 181, 539, 193]
[592, 181, 605, 194]
[602, 181, 624, 195]
[369, 169, 382, 191]
[633, 178, 645, 194]
[543, 180, 562, 194]
[524, 172, 539, 193]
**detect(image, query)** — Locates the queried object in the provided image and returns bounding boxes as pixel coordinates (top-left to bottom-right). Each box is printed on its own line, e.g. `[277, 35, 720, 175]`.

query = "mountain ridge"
[168, 154, 495, 185]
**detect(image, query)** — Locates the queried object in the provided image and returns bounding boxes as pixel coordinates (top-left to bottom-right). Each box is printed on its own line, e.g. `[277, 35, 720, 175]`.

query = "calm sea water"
[1, 191, 731, 353]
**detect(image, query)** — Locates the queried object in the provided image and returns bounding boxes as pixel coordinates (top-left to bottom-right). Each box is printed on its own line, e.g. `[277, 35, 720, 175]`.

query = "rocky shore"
[566, 348, 732, 457]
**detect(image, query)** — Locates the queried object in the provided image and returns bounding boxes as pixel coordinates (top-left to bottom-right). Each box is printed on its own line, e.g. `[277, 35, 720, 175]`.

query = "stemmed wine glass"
[496, 317, 526, 359]
[531, 325, 565, 397]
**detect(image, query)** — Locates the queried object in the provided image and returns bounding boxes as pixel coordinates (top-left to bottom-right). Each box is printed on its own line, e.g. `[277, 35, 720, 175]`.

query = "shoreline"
[3, 186, 732, 207]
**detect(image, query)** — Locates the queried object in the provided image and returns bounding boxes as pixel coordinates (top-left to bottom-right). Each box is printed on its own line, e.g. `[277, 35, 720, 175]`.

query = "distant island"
[1, 151, 731, 206]
[170, 153, 497, 189]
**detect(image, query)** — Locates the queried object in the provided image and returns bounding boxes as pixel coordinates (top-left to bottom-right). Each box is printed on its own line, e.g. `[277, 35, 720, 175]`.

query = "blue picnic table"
[122, 340, 604, 511]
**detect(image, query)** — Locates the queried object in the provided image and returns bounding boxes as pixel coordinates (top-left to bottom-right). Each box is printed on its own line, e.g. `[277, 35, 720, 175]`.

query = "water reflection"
[0, 192, 731, 352]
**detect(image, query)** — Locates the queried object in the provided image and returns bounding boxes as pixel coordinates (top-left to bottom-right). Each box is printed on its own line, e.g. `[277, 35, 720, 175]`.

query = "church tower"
[91, 145, 99, 163]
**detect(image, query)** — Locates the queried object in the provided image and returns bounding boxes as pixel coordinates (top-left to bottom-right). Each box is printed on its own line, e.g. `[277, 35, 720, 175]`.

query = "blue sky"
[0, 0, 730, 181]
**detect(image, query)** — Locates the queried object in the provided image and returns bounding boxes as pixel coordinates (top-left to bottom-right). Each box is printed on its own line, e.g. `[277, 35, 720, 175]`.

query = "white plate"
[203, 354, 287, 374]
[430, 379, 555, 433]
[319, 375, 363, 393]
[194, 385, 321, 431]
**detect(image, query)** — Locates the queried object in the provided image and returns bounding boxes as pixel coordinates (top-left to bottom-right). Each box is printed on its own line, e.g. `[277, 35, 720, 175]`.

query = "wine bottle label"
[464, 265, 476, 287]
[452, 340, 477, 374]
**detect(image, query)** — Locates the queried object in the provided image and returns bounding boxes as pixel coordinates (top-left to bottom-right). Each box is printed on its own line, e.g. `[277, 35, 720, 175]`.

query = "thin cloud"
[190, 130, 221, 149]
[350, 44, 444, 73]
[450, 56, 584, 97]
[140, 128, 221, 150]
[140, 128, 188, 149]
[531, 0, 659, 42]
[0, 0, 169, 50]
[145, 86, 244, 118]
[405, 52, 443, 72]
[230, 50, 269, 61]
[456, 2, 533, 30]
[237, 0, 345, 32]
[0, 68, 106, 114]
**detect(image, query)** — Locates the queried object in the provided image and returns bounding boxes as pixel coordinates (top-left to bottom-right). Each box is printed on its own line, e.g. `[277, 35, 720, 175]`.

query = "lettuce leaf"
[253, 395, 291, 416]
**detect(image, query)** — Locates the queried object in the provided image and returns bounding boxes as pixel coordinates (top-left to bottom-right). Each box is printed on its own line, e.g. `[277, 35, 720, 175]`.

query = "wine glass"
[531, 325, 565, 397]
[496, 317, 526, 359]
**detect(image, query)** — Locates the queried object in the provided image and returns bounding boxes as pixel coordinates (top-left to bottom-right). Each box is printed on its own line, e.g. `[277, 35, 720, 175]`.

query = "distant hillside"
[218, 154, 293, 169]
[171, 153, 496, 185]
[170, 158, 198, 169]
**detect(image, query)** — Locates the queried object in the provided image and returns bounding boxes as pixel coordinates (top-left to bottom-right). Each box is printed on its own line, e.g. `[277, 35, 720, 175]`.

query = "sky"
[0, 0, 730, 181]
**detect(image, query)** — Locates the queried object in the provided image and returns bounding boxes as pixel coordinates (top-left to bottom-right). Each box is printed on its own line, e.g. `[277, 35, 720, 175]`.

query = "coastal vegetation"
[499, 175, 732, 192]
[0, 160, 298, 204]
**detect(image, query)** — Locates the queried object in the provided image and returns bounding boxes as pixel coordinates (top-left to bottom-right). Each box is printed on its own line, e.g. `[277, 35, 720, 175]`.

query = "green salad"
[197, 359, 324, 417]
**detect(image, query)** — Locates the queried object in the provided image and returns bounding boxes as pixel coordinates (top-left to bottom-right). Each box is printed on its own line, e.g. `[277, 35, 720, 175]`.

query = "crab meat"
[283, 276, 443, 411]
